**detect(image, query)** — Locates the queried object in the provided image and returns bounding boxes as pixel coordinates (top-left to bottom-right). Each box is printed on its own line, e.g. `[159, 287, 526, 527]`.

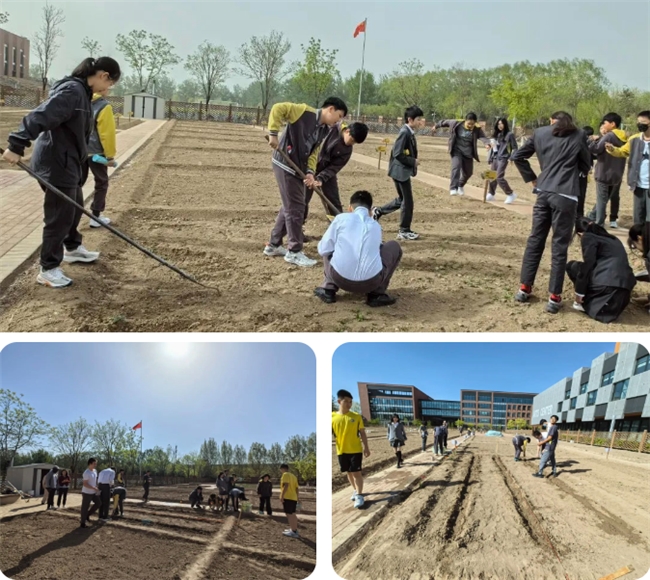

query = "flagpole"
[356, 18, 367, 120]
[139, 420, 143, 480]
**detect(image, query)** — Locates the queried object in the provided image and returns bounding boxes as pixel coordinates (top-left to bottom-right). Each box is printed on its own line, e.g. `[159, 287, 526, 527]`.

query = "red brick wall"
[0, 29, 30, 79]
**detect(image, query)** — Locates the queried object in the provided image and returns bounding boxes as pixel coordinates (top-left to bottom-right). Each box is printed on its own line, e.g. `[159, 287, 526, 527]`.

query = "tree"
[294, 452, 316, 485]
[219, 441, 233, 471]
[185, 41, 230, 110]
[176, 79, 202, 102]
[92, 419, 128, 467]
[247, 442, 268, 477]
[284, 435, 306, 462]
[109, 74, 141, 97]
[238, 31, 291, 113]
[50, 418, 92, 488]
[34, 1, 65, 94]
[115, 30, 180, 93]
[232, 444, 247, 472]
[0, 12, 9, 24]
[342, 70, 380, 111]
[81, 37, 102, 58]
[150, 446, 170, 476]
[151, 73, 176, 100]
[291, 37, 339, 107]
[29, 64, 43, 81]
[267, 442, 284, 476]
[0, 390, 49, 486]
[200, 438, 219, 477]
[306, 432, 316, 456]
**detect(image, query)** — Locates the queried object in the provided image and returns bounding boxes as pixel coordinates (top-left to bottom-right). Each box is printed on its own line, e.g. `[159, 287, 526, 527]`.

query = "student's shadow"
[556, 460, 580, 467]
[557, 468, 592, 474]
[417, 480, 476, 490]
[3, 523, 101, 577]
[296, 536, 316, 550]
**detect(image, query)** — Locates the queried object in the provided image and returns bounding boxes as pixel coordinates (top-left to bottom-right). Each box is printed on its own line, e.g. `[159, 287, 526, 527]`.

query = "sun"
[162, 342, 192, 358]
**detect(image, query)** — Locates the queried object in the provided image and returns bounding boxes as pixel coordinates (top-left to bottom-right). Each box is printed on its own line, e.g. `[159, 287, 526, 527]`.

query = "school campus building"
[0, 28, 30, 79]
[460, 390, 536, 428]
[357, 383, 460, 426]
[531, 343, 650, 433]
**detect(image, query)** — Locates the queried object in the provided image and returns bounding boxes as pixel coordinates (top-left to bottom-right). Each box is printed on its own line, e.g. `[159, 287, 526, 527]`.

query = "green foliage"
[185, 41, 230, 106]
[0, 11, 8, 24]
[81, 37, 102, 58]
[294, 452, 316, 484]
[291, 37, 339, 107]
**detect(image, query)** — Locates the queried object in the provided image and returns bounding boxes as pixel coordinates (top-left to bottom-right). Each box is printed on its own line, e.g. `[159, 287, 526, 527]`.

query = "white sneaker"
[573, 301, 586, 312]
[37, 267, 72, 288]
[485, 193, 496, 202]
[354, 495, 365, 509]
[89, 215, 111, 228]
[284, 251, 317, 267]
[610, 221, 618, 229]
[283, 530, 300, 538]
[458, 187, 465, 196]
[263, 244, 288, 257]
[505, 193, 517, 205]
[450, 189, 459, 196]
[63, 245, 100, 263]
[351, 493, 357, 501]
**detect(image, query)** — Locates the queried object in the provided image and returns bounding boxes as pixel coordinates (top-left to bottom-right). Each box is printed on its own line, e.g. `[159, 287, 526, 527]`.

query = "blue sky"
[4, 1, 648, 90]
[1, 342, 315, 454]
[333, 342, 616, 401]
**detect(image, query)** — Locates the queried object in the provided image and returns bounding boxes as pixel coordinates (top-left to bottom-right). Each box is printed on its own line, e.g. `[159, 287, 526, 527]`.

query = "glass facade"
[368, 396, 414, 421]
[580, 382, 588, 394]
[494, 396, 534, 404]
[601, 371, 615, 387]
[462, 392, 477, 401]
[586, 390, 597, 406]
[612, 380, 629, 401]
[636, 354, 650, 375]
[478, 394, 492, 402]
[570, 397, 577, 410]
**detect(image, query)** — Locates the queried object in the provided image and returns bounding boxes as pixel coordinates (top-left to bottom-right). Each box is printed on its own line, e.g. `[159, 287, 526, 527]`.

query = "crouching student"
[111, 484, 126, 517]
[257, 474, 273, 516]
[512, 435, 531, 461]
[314, 190, 403, 307]
[189, 486, 204, 509]
[628, 222, 650, 314]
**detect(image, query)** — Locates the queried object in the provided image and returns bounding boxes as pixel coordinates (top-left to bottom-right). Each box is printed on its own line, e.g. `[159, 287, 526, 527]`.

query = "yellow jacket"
[91, 93, 117, 159]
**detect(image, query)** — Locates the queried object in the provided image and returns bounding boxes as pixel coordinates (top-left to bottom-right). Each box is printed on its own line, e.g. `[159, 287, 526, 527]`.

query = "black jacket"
[575, 232, 637, 295]
[388, 125, 418, 182]
[315, 122, 353, 186]
[189, 489, 203, 503]
[511, 126, 592, 198]
[8, 76, 93, 188]
[257, 480, 273, 497]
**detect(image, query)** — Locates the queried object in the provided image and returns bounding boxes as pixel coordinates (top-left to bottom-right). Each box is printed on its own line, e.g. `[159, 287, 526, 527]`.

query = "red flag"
[132, 421, 142, 430]
[353, 20, 366, 38]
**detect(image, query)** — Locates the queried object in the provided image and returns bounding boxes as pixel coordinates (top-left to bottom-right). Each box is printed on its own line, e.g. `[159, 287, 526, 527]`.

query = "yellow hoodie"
[92, 93, 117, 159]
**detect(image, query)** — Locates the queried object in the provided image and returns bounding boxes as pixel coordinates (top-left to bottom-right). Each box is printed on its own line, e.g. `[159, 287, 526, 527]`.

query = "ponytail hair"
[574, 216, 616, 243]
[71, 56, 121, 83]
[550, 111, 578, 137]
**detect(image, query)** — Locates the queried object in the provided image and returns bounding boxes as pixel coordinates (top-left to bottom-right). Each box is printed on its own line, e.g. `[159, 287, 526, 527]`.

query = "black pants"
[577, 175, 588, 218]
[259, 496, 272, 515]
[434, 435, 445, 455]
[40, 183, 84, 270]
[421, 437, 427, 451]
[380, 179, 414, 231]
[220, 493, 230, 509]
[46, 487, 56, 508]
[80, 493, 101, 524]
[99, 483, 111, 518]
[443, 433, 448, 449]
[113, 493, 125, 515]
[143, 485, 150, 501]
[57, 488, 68, 507]
[89, 160, 110, 215]
[520, 191, 577, 296]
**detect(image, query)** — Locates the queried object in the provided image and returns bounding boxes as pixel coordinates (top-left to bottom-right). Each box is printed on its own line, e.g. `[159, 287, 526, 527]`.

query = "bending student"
[2, 57, 121, 288]
[314, 191, 403, 308]
[628, 222, 650, 314]
[566, 218, 636, 323]
[486, 117, 518, 204]
[512, 112, 592, 314]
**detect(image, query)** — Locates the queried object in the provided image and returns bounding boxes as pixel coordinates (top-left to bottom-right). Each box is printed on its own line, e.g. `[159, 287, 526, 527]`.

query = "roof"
[8, 463, 55, 469]
[124, 92, 163, 98]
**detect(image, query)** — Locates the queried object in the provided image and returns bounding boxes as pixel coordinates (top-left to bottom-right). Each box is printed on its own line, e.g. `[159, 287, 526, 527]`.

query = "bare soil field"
[335, 435, 650, 580]
[1, 483, 316, 580]
[0, 121, 647, 332]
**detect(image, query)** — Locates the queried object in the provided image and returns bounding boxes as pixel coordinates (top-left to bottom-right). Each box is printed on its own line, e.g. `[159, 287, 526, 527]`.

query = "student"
[513, 112, 593, 314]
[606, 110, 650, 224]
[229, 475, 247, 511]
[97, 466, 115, 521]
[577, 126, 596, 218]
[533, 415, 559, 478]
[387, 414, 408, 468]
[512, 435, 531, 461]
[111, 484, 126, 517]
[264, 97, 348, 267]
[2, 57, 121, 288]
[189, 486, 204, 509]
[217, 471, 231, 511]
[332, 389, 371, 509]
[80, 458, 101, 528]
[315, 190, 403, 307]
[536, 420, 548, 459]
[208, 494, 221, 511]
[435, 112, 491, 196]
[44, 466, 59, 510]
[486, 117, 518, 204]
[279, 464, 300, 538]
[56, 469, 71, 508]
[433, 424, 445, 456]
[87, 86, 118, 228]
[142, 470, 151, 502]
[628, 222, 650, 314]
[442, 421, 449, 450]
[41, 474, 49, 505]
[304, 122, 369, 221]
[585, 113, 628, 228]
[116, 469, 127, 488]
[419, 422, 429, 452]
[373, 106, 425, 239]
[257, 474, 273, 516]
[566, 217, 637, 323]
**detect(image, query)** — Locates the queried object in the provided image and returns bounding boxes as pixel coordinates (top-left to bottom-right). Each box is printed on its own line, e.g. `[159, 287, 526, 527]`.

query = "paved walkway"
[332, 435, 473, 565]
[0, 119, 167, 285]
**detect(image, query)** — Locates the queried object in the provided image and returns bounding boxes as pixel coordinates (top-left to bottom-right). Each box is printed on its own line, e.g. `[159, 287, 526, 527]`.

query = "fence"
[166, 101, 266, 125]
[559, 429, 649, 453]
[0, 85, 43, 109]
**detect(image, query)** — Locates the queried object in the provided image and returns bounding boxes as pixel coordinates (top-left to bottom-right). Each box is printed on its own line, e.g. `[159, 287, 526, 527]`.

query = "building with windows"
[531, 343, 650, 432]
[460, 390, 536, 428]
[0, 28, 30, 79]
[357, 382, 460, 425]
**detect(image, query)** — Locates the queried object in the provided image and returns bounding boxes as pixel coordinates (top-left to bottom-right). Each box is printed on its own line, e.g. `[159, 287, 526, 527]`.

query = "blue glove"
[92, 154, 118, 168]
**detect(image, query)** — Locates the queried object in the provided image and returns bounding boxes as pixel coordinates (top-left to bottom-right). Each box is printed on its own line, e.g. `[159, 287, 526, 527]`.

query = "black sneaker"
[515, 289, 531, 303]
[314, 287, 336, 304]
[545, 299, 562, 314]
[532, 472, 543, 478]
[372, 207, 382, 221]
[366, 293, 397, 307]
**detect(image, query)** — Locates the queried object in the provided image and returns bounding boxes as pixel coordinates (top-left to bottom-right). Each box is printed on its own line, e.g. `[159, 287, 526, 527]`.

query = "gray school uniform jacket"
[387, 422, 407, 443]
[388, 125, 418, 182]
[489, 131, 518, 162]
[87, 96, 111, 157]
[511, 125, 593, 198]
[587, 129, 627, 186]
[437, 119, 490, 162]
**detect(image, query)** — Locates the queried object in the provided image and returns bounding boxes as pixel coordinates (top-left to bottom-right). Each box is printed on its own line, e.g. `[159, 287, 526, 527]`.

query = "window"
[587, 390, 597, 406]
[3, 45, 8, 76]
[570, 397, 577, 410]
[635, 354, 650, 375]
[462, 402, 475, 408]
[478, 394, 492, 402]
[478, 403, 491, 409]
[580, 382, 588, 394]
[11, 47, 16, 76]
[557, 402, 562, 413]
[611, 380, 629, 401]
[564, 386, 571, 400]
[479, 411, 490, 417]
[463, 410, 476, 416]
[462, 392, 476, 401]
[601, 371, 615, 387]
[19, 50, 24, 78]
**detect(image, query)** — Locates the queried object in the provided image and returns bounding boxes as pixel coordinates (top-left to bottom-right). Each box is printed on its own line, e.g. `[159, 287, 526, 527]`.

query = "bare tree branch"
[34, 2, 65, 94]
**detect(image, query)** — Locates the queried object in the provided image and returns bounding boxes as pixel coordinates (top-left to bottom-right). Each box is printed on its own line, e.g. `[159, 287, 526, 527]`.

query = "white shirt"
[318, 207, 383, 281]
[97, 468, 115, 485]
[82, 468, 98, 494]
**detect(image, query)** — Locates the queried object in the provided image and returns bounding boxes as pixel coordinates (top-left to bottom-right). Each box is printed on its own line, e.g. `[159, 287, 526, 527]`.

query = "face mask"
[638, 123, 649, 132]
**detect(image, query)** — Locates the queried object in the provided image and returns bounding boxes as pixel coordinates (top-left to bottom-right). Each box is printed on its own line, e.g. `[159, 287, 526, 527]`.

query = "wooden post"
[577, 429, 581, 444]
[228, 103, 233, 123]
[590, 430, 596, 446]
[607, 430, 617, 459]
[256, 107, 261, 126]
[639, 430, 648, 453]
[167, 100, 172, 119]
[198, 102, 203, 121]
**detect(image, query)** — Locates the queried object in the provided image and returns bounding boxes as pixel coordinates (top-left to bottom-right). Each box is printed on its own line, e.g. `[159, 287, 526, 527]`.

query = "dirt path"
[0, 121, 647, 332]
[336, 437, 650, 580]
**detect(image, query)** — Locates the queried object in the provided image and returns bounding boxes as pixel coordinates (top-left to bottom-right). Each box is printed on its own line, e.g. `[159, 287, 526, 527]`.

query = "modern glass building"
[460, 390, 537, 428]
[531, 343, 650, 432]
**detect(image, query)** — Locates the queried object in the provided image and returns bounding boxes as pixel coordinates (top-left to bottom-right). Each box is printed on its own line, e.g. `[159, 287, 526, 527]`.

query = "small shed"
[124, 92, 166, 120]
[6, 463, 55, 496]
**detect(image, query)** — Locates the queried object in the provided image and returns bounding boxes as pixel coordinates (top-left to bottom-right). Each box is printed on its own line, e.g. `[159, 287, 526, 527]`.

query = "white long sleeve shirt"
[317, 207, 383, 281]
[97, 468, 115, 485]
